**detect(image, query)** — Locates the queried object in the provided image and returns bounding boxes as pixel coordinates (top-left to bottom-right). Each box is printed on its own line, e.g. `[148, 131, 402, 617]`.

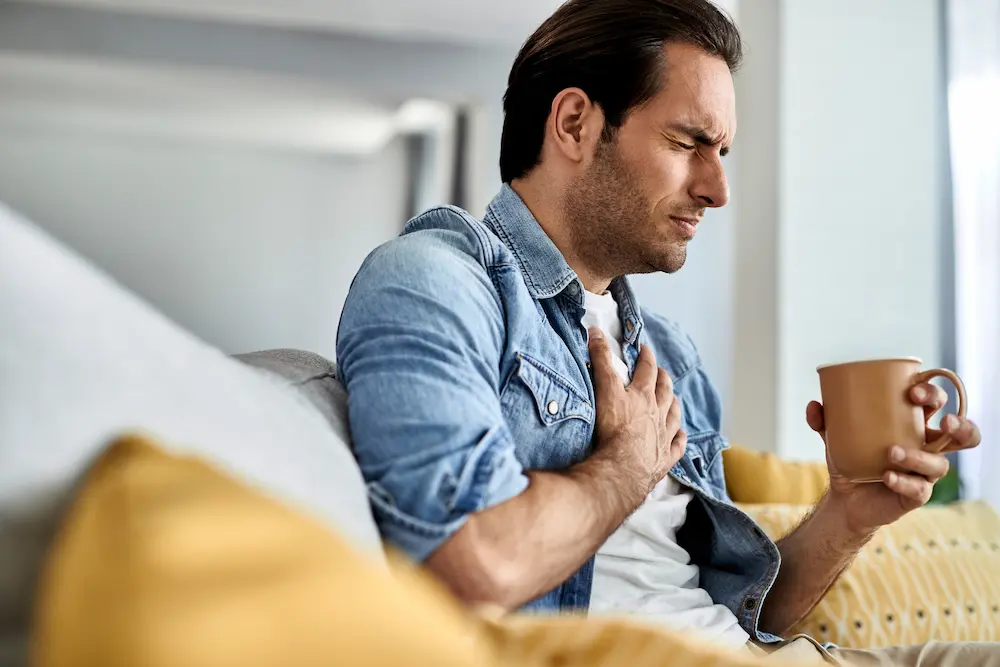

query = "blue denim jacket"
[337, 184, 783, 643]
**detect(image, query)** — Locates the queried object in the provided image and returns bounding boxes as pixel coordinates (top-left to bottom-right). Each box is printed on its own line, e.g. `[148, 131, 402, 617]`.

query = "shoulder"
[352, 206, 503, 300]
[339, 206, 507, 349]
[396, 205, 505, 268]
[639, 309, 703, 382]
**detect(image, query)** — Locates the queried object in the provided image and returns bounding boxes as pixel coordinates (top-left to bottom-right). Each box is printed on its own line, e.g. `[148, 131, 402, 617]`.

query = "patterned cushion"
[740, 502, 1000, 647]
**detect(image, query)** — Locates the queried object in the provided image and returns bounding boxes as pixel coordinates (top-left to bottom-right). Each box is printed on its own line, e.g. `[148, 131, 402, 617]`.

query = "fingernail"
[887, 472, 898, 485]
[890, 446, 905, 463]
[588, 328, 604, 341]
[913, 386, 927, 400]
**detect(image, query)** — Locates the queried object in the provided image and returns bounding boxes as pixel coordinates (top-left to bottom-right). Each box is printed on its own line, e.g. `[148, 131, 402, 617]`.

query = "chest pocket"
[500, 353, 595, 470]
[673, 431, 729, 502]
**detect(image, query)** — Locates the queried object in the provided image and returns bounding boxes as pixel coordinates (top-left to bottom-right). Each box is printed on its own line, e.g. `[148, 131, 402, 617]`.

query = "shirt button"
[744, 598, 757, 611]
[547, 400, 560, 415]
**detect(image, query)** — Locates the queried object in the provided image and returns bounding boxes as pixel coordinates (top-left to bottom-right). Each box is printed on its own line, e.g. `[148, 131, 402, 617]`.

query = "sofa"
[2, 203, 998, 666]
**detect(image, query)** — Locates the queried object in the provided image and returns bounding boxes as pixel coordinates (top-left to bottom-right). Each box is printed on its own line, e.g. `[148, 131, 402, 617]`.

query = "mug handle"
[913, 368, 967, 454]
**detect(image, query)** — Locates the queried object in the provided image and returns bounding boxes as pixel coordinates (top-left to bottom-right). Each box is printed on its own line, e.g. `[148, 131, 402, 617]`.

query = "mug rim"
[816, 356, 923, 372]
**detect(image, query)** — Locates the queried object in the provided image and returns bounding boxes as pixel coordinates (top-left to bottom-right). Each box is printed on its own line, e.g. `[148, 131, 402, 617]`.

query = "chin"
[652, 247, 688, 274]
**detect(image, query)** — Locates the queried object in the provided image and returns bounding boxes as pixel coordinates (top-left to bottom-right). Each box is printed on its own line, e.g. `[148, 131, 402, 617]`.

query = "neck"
[509, 177, 613, 294]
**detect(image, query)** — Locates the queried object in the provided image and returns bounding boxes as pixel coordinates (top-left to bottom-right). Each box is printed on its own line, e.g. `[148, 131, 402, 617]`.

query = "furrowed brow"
[667, 123, 731, 156]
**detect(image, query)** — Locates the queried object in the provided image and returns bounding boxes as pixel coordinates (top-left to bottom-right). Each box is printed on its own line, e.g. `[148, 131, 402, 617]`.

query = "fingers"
[884, 470, 933, 505]
[631, 343, 658, 390]
[671, 427, 688, 458]
[936, 415, 982, 453]
[888, 446, 949, 482]
[665, 394, 682, 435]
[805, 401, 825, 434]
[947, 415, 981, 449]
[588, 329, 621, 398]
[655, 367, 674, 411]
[910, 383, 948, 419]
[664, 400, 686, 470]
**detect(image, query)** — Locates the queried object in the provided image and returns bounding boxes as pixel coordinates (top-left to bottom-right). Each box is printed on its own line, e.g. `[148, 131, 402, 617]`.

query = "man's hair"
[500, 0, 743, 182]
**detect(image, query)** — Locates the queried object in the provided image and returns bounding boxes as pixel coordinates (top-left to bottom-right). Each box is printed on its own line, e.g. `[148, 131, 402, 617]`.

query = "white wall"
[730, 0, 780, 452]
[0, 2, 514, 217]
[0, 124, 408, 358]
[730, 0, 946, 458]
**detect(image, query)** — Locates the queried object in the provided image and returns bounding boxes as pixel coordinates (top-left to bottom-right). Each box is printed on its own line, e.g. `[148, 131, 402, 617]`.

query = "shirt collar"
[483, 184, 577, 300]
[482, 183, 644, 345]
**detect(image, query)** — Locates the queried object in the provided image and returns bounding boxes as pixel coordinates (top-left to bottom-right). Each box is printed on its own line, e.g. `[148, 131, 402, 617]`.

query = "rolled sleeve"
[337, 221, 529, 561]
[366, 425, 529, 560]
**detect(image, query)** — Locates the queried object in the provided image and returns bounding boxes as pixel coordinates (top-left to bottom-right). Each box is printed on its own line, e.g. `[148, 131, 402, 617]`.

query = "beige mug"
[816, 357, 967, 483]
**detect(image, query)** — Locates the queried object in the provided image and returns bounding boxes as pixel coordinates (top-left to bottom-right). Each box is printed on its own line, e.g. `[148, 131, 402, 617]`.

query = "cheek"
[643, 153, 689, 211]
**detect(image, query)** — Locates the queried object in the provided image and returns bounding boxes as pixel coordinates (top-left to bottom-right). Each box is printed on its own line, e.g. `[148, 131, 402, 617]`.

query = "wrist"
[815, 491, 877, 548]
[570, 451, 647, 523]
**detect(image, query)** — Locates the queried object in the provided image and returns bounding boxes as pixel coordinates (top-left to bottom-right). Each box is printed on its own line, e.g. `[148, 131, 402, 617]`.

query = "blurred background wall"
[0, 0, 990, 466]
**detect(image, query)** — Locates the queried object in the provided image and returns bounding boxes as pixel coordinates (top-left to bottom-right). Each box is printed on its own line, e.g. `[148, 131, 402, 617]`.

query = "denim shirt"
[337, 184, 783, 643]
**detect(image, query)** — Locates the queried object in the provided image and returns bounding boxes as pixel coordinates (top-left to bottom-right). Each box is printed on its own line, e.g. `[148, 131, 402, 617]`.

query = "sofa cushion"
[232, 349, 351, 448]
[0, 203, 381, 660]
[722, 445, 829, 505]
[741, 501, 1000, 648]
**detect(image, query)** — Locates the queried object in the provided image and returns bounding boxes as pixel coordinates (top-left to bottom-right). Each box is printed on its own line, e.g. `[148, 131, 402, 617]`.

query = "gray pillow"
[233, 349, 352, 444]
[0, 204, 381, 665]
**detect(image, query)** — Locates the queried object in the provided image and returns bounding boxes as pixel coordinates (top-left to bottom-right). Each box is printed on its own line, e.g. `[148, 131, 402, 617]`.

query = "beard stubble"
[563, 139, 689, 279]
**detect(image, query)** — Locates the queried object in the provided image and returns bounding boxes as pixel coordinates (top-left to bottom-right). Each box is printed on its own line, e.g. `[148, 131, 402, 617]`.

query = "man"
[336, 1, 986, 664]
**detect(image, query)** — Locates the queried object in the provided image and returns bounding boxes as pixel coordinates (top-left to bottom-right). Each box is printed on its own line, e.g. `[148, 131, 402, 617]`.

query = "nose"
[691, 156, 729, 208]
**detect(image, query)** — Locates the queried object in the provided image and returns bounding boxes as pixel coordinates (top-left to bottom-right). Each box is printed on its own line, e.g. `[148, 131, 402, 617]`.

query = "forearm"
[759, 492, 874, 635]
[426, 452, 644, 610]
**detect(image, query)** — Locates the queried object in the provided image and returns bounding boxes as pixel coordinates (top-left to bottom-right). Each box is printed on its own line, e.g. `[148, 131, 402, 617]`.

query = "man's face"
[566, 42, 736, 277]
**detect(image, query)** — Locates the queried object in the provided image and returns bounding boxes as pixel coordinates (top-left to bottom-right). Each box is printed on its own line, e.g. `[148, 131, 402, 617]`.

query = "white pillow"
[0, 203, 381, 662]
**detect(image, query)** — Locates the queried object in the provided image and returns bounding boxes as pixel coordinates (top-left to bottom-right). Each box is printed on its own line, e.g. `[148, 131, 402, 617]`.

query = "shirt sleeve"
[336, 223, 529, 562]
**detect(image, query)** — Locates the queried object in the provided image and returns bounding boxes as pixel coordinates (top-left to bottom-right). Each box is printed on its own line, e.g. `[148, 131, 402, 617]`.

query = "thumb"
[806, 401, 826, 435]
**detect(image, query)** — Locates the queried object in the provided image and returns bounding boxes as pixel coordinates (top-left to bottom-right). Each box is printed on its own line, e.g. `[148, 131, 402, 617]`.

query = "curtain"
[947, 0, 1000, 505]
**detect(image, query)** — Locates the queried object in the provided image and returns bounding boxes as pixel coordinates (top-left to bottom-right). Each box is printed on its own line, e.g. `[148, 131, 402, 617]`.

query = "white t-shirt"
[582, 289, 749, 647]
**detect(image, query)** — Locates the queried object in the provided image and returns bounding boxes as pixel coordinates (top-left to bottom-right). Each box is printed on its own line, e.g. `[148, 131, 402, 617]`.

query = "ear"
[547, 87, 604, 167]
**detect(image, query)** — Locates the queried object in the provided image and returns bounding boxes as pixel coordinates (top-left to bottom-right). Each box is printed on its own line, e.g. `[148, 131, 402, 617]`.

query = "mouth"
[669, 216, 700, 239]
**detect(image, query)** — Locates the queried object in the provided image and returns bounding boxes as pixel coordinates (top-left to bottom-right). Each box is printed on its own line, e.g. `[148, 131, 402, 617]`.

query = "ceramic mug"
[816, 357, 967, 483]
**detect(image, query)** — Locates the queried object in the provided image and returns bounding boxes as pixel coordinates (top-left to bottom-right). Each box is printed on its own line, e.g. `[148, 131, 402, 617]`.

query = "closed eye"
[673, 140, 696, 150]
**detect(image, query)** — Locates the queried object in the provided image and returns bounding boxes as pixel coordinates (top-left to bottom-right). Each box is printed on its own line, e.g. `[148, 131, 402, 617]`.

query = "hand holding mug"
[807, 358, 982, 535]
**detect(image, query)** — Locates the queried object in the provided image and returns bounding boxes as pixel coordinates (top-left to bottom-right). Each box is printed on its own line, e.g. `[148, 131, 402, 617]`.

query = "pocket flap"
[513, 353, 594, 426]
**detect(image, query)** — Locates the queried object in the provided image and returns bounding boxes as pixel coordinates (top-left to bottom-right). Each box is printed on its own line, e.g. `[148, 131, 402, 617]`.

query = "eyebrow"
[665, 123, 731, 157]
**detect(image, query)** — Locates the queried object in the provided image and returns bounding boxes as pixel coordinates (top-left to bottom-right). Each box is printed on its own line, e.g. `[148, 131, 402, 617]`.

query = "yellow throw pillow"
[32, 434, 813, 667]
[32, 434, 492, 667]
[723, 445, 829, 505]
[740, 502, 1000, 648]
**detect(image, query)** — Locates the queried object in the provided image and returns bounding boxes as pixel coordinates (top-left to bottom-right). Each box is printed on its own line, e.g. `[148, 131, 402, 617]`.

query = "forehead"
[637, 42, 737, 137]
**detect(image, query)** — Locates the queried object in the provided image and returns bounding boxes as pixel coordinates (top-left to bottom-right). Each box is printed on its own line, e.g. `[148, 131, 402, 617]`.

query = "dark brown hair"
[500, 0, 742, 182]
